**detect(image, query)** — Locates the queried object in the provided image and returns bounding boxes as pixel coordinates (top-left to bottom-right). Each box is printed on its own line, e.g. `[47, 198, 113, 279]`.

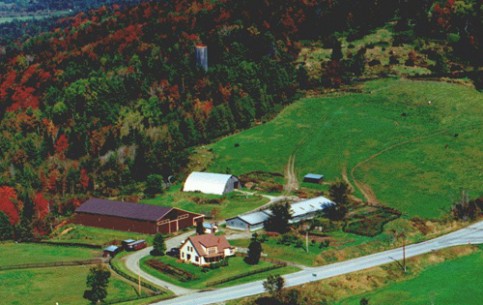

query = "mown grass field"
[0, 265, 145, 305]
[142, 184, 268, 219]
[49, 224, 154, 246]
[140, 255, 299, 289]
[0, 242, 99, 267]
[338, 247, 483, 305]
[207, 79, 483, 219]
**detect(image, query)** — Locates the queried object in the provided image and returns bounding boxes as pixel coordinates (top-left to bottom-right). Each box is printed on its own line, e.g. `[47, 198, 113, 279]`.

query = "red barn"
[73, 198, 204, 234]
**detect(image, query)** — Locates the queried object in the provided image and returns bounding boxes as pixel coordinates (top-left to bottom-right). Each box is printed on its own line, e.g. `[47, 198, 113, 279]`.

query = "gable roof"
[75, 198, 172, 222]
[183, 171, 237, 195]
[233, 211, 270, 225]
[186, 234, 232, 258]
[290, 196, 334, 218]
[304, 173, 324, 180]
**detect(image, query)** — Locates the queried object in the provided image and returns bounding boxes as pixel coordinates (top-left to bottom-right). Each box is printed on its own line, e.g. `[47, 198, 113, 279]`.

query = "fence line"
[0, 258, 103, 271]
[205, 264, 284, 287]
[33, 240, 103, 249]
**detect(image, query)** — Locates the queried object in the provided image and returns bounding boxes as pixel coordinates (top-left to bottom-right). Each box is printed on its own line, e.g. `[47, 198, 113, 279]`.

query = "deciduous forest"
[0, 0, 481, 239]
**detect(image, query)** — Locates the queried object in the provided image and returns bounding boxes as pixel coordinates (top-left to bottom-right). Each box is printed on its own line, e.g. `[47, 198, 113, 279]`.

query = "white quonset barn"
[226, 196, 334, 231]
[183, 172, 240, 195]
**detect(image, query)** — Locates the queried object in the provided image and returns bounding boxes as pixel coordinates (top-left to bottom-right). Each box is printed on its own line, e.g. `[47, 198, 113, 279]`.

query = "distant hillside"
[0, 0, 481, 238]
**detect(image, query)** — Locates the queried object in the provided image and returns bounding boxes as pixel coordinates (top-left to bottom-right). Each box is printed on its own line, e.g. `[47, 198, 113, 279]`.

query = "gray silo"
[195, 44, 208, 71]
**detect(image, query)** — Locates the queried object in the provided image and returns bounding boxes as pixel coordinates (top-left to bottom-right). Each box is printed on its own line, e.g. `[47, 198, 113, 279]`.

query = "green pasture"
[207, 79, 483, 219]
[142, 184, 268, 219]
[338, 248, 483, 305]
[0, 242, 99, 267]
[49, 224, 153, 245]
[0, 265, 145, 305]
[140, 255, 299, 289]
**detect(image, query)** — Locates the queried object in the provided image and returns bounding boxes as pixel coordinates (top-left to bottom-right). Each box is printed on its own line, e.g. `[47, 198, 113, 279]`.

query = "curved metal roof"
[183, 171, 237, 195]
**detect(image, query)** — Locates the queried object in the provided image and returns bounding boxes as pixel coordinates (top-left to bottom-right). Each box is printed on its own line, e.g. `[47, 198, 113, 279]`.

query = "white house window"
[195, 256, 199, 262]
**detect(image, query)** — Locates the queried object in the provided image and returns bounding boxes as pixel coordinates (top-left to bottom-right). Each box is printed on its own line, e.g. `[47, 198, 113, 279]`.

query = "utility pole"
[403, 237, 406, 273]
[306, 230, 309, 253]
[138, 270, 141, 294]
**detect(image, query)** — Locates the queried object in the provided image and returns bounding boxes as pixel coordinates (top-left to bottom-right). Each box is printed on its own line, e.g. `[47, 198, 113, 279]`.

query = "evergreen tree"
[15, 216, 34, 242]
[83, 264, 111, 304]
[0, 211, 13, 240]
[329, 180, 352, 204]
[245, 239, 262, 265]
[331, 38, 343, 61]
[296, 64, 309, 89]
[264, 202, 292, 234]
[145, 174, 164, 198]
[151, 233, 166, 256]
[196, 220, 205, 235]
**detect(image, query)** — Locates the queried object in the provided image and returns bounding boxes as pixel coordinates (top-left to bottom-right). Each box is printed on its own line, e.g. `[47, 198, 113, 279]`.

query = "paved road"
[124, 230, 195, 295]
[150, 221, 483, 305]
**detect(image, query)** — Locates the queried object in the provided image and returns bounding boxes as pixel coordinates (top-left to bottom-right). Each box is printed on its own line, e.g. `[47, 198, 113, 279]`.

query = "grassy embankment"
[229, 245, 482, 305]
[207, 79, 483, 219]
[49, 224, 154, 246]
[140, 255, 299, 289]
[338, 246, 483, 305]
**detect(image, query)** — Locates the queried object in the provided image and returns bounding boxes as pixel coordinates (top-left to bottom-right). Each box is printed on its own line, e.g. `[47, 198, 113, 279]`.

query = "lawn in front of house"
[0, 242, 100, 267]
[140, 255, 299, 289]
[48, 224, 154, 246]
[142, 184, 268, 219]
[0, 265, 146, 305]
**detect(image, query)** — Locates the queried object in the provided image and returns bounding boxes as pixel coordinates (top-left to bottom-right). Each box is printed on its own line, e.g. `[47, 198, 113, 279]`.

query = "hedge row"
[33, 240, 103, 249]
[146, 259, 197, 282]
[0, 258, 102, 271]
[205, 263, 284, 287]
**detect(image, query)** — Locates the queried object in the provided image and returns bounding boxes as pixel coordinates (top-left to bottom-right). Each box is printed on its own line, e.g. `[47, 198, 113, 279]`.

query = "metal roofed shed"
[290, 196, 334, 223]
[303, 173, 324, 184]
[103, 245, 121, 257]
[183, 171, 240, 195]
[226, 211, 271, 232]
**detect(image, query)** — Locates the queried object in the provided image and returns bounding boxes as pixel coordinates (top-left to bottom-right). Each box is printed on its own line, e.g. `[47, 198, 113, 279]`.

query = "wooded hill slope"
[0, 0, 481, 238]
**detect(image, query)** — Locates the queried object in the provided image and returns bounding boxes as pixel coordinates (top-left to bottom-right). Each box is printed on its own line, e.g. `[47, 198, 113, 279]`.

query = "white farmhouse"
[179, 234, 236, 266]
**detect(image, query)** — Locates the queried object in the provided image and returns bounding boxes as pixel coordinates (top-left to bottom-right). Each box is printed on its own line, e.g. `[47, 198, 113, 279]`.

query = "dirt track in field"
[284, 154, 299, 193]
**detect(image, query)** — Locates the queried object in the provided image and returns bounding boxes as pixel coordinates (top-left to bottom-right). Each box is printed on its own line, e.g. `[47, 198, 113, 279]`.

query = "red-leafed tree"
[0, 186, 20, 225]
[33, 192, 50, 220]
[54, 134, 69, 157]
[80, 168, 90, 190]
